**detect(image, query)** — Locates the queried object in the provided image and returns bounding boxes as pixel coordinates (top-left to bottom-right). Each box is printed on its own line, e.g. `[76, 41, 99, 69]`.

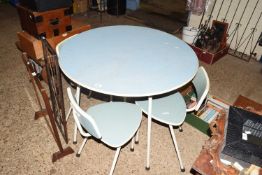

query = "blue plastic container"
[126, 0, 139, 11]
[9, 0, 19, 6]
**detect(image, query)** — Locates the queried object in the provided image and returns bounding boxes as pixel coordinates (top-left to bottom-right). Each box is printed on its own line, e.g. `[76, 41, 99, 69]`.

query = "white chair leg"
[73, 122, 78, 144]
[75, 86, 81, 104]
[66, 106, 72, 121]
[169, 125, 185, 172]
[76, 138, 88, 157]
[109, 147, 121, 175]
[135, 130, 139, 144]
[87, 90, 92, 99]
[179, 125, 183, 132]
[72, 86, 81, 144]
[130, 137, 135, 151]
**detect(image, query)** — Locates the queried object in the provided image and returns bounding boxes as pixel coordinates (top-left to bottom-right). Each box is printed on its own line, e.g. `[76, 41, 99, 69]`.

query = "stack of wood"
[16, 0, 91, 63]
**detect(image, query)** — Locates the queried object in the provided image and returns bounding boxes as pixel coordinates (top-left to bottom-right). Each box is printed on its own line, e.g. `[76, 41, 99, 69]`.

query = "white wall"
[188, 0, 262, 61]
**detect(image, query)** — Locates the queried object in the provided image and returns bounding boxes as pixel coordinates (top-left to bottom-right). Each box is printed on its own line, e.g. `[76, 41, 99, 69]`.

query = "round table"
[57, 25, 199, 168]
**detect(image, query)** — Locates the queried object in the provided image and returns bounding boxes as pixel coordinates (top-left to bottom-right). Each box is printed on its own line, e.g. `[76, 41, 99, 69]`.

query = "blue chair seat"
[135, 92, 186, 126]
[87, 102, 142, 148]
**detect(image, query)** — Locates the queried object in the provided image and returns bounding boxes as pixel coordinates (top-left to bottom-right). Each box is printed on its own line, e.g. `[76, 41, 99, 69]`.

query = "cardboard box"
[73, 0, 88, 14]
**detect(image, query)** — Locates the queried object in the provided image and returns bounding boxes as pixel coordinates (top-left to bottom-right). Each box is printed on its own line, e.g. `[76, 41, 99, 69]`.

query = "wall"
[188, 0, 262, 61]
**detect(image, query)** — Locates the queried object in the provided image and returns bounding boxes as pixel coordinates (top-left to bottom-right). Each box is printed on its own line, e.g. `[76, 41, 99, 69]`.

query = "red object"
[189, 44, 229, 64]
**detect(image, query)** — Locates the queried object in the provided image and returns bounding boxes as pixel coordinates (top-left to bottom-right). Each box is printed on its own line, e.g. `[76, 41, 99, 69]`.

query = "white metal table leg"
[73, 86, 81, 144]
[146, 97, 152, 170]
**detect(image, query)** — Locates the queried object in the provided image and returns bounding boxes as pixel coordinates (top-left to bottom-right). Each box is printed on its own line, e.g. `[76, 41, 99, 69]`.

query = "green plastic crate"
[185, 113, 211, 136]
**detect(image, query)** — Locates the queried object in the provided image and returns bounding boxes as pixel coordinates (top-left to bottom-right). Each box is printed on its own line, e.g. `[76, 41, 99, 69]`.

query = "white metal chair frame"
[186, 66, 210, 113]
[135, 66, 210, 172]
[67, 87, 142, 175]
[136, 92, 187, 172]
[179, 66, 210, 132]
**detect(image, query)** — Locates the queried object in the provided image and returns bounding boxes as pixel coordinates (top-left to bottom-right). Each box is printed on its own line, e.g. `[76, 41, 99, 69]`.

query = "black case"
[19, 0, 72, 12]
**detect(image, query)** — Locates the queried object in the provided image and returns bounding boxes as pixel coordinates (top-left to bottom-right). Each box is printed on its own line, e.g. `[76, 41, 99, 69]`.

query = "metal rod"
[216, 0, 226, 20]
[240, 28, 255, 60]
[227, 0, 242, 31]
[249, 32, 262, 60]
[234, 0, 260, 53]
[239, 12, 261, 54]
[207, 0, 217, 26]
[229, 23, 240, 47]
[198, 8, 206, 28]
[222, 0, 233, 22]
[242, 12, 262, 59]
[228, 0, 250, 48]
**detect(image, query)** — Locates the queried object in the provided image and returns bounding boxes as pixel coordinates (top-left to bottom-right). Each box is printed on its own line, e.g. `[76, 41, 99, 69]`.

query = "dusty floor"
[0, 3, 262, 175]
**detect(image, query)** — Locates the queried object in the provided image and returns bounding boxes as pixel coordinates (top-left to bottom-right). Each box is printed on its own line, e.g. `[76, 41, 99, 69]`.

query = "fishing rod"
[228, 0, 250, 47]
[234, 0, 260, 53]
[216, 0, 226, 20]
[249, 32, 262, 61]
[222, 0, 233, 22]
[227, 0, 242, 32]
[206, 0, 217, 27]
[242, 12, 262, 60]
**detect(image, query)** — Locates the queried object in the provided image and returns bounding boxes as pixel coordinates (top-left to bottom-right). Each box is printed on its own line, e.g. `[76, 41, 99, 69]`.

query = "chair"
[186, 66, 210, 113]
[67, 87, 142, 175]
[135, 66, 210, 172]
[135, 92, 187, 172]
[179, 66, 210, 132]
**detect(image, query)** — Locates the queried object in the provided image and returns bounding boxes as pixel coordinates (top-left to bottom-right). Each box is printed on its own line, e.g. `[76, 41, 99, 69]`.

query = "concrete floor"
[0, 3, 262, 175]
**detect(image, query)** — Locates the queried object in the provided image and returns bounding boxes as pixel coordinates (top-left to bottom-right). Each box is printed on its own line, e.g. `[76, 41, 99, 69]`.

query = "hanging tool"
[234, 0, 260, 54]
[222, 0, 233, 22]
[216, 0, 225, 20]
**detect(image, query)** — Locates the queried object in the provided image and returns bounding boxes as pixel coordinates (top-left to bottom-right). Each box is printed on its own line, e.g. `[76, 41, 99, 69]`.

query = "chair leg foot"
[179, 126, 183, 132]
[76, 153, 80, 157]
[130, 148, 134, 152]
[73, 141, 77, 144]
[135, 141, 139, 144]
[181, 168, 185, 172]
[145, 166, 150, 170]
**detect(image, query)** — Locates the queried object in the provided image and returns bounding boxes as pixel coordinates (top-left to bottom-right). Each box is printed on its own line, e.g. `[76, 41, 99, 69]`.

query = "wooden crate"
[190, 44, 229, 64]
[17, 31, 43, 60]
[17, 24, 92, 61]
[17, 5, 72, 38]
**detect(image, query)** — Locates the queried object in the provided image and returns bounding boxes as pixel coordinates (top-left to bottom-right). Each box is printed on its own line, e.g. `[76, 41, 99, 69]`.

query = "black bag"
[19, 0, 72, 12]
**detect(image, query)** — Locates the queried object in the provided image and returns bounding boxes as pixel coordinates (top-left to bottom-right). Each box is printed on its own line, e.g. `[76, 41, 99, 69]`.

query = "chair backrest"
[67, 87, 102, 139]
[192, 66, 210, 111]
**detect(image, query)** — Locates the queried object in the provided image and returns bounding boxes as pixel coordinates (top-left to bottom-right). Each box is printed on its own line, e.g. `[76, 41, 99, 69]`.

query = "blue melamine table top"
[57, 25, 199, 97]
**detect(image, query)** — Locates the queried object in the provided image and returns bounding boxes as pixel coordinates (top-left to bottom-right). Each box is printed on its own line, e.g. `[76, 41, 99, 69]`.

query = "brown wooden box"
[17, 30, 43, 60]
[190, 44, 229, 64]
[17, 24, 92, 61]
[17, 5, 72, 38]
